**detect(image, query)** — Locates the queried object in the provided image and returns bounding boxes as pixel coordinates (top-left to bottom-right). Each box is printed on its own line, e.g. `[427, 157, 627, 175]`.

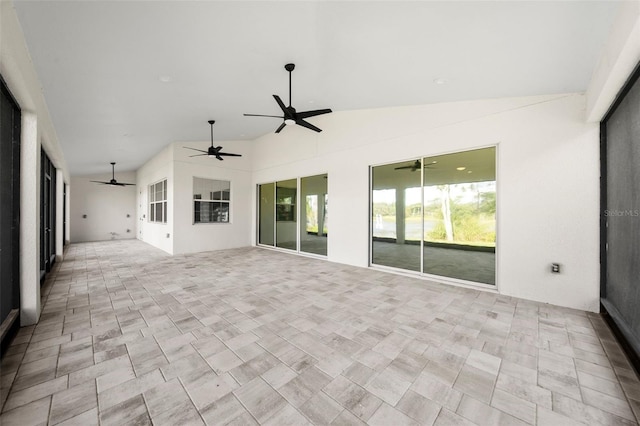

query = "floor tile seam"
[586, 314, 640, 425]
[162, 338, 212, 380]
[276, 331, 325, 365]
[46, 394, 57, 426]
[138, 377, 176, 423]
[535, 345, 586, 410]
[321, 374, 408, 424]
[123, 330, 166, 383]
[486, 360, 541, 424]
[0, 336, 37, 413]
[228, 380, 266, 425]
[574, 365, 625, 398]
[551, 387, 638, 426]
[9, 368, 70, 419]
[397, 389, 447, 425]
[174, 375, 210, 425]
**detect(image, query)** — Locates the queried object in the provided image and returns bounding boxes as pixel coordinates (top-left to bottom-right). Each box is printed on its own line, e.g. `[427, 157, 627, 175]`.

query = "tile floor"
[1, 239, 639, 425]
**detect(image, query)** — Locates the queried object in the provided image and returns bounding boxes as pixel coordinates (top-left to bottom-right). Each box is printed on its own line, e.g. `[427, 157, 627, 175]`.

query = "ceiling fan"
[394, 160, 437, 172]
[183, 120, 242, 161]
[244, 63, 332, 133]
[91, 162, 135, 186]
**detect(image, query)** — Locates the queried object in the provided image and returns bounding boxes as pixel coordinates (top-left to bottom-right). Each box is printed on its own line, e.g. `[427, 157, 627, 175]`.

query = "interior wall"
[70, 171, 137, 243]
[136, 145, 174, 254]
[251, 93, 600, 312]
[171, 140, 253, 255]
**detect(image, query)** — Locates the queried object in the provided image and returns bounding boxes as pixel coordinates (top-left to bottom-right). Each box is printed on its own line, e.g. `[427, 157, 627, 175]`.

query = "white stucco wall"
[251, 94, 601, 312]
[70, 171, 137, 243]
[171, 140, 253, 255]
[136, 145, 174, 254]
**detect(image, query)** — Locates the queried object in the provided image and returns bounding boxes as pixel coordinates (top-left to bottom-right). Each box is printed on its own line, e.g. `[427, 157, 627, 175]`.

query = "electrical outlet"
[551, 263, 560, 273]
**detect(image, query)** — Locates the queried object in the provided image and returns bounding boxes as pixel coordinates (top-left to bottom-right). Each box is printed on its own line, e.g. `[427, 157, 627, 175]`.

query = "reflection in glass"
[370, 147, 496, 285]
[276, 179, 297, 250]
[371, 161, 421, 272]
[258, 183, 275, 246]
[323, 194, 328, 235]
[300, 174, 328, 256]
[423, 147, 496, 284]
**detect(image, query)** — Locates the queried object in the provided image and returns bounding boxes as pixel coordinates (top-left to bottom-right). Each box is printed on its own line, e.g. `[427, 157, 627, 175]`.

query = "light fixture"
[456, 166, 466, 171]
[284, 118, 296, 126]
[431, 161, 438, 164]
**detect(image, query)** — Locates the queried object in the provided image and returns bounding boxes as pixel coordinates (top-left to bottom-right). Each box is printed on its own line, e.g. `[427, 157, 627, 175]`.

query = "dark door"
[40, 149, 56, 280]
[63, 184, 67, 246]
[0, 75, 21, 352]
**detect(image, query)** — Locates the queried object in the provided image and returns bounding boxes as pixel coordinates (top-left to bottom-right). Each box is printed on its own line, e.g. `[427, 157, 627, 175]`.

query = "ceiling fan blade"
[218, 152, 242, 157]
[189, 154, 207, 157]
[90, 180, 110, 184]
[295, 119, 322, 133]
[216, 155, 224, 161]
[184, 146, 208, 154]
[243, 114, 284, 119]
[118, 183, 136, 186]
[296, 108, 332, 119]
[275, 122, 286, 133]
[394, 166, 413, 170]
[273, 95, 287, 113]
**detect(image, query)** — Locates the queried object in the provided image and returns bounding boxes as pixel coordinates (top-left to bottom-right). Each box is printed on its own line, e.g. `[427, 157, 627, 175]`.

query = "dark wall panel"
[0, 75, 21, 343]
[603, 62, 640, 363]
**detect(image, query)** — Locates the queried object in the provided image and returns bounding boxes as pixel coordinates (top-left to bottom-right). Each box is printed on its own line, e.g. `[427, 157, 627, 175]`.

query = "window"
[149, 180, 167, 223]
[193, 178, 230, 223]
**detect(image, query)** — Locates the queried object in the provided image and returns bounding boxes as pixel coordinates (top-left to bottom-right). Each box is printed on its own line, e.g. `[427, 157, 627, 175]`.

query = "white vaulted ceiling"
[13, 1, 620, 176]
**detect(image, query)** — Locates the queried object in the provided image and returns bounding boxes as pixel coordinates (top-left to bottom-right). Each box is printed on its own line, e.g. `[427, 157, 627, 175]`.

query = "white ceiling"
[13, 1, 620, 176]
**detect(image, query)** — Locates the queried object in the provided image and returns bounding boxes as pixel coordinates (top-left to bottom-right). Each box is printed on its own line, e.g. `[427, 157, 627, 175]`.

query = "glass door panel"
[371, 160, 421, 272]
[276, 179, 297, 250]
[258, 183, 275, 246]
[422, 147, 496, 284]
[300, 174, 328, 255]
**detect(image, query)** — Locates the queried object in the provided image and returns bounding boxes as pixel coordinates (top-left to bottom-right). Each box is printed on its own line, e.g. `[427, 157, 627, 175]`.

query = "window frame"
[148, 179, 167, 224]
[192, 177, 231, 224]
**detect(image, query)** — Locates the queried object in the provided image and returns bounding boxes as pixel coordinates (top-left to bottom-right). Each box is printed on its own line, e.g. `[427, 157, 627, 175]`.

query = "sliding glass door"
[276, 179, 297, 250]
[258, 183, 275, 246]
[258, 174, 328, 256]
[371, 147, 496, 285]
[372, 162, 421, 271]
[300, 174, 328, 256]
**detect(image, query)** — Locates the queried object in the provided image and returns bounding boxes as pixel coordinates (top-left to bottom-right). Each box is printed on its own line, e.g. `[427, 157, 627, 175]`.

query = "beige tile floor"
[1, 239, 639, 425]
